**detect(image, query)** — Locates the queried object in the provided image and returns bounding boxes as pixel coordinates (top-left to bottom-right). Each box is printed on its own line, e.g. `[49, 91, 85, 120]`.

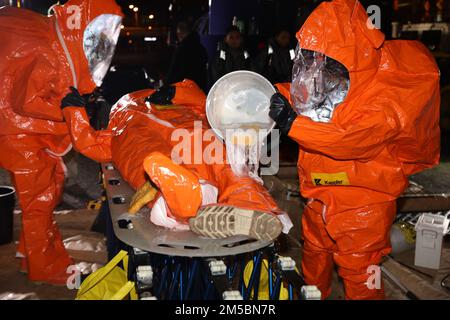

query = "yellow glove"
[128, 181, 158, 215]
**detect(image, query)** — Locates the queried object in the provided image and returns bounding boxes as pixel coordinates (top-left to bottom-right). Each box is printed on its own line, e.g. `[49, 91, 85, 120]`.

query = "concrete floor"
[0, 151, 106, 299]
[0, 162, 449, 300]
[4, 207, 448, 300]
[0, 210, 106, 300]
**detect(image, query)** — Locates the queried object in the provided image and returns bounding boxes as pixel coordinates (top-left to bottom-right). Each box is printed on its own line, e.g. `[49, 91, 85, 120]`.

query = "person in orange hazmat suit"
[107, 79, 290, 240]
[0, 0, 123, 285]
[269, 0, 440, 299]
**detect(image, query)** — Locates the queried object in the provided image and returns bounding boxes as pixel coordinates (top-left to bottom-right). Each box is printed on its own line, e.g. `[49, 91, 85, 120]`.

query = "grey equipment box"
[414, 213, 450, 269]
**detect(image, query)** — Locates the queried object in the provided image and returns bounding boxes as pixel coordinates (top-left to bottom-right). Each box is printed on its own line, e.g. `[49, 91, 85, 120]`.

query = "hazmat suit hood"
[292, 0, 384, 122]
[51, 0, 123, 93]
[0, 1, 122, 131]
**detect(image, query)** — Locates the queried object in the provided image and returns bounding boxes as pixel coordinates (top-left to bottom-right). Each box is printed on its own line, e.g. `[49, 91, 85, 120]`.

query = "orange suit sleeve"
[288, 105, 401, 161]
[275, 83, 401, 161]
[62, 107, 112, 163]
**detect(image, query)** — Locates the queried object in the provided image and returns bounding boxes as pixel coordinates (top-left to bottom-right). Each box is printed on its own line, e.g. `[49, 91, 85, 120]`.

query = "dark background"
[4, 0, 448, 74]
[1, 1, 449, 150]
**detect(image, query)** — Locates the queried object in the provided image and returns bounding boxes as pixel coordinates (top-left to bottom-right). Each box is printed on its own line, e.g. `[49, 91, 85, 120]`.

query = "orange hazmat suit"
[275, 0, 440, 299]
[108, 80, 283, 223]
[0, 0, 123, 284]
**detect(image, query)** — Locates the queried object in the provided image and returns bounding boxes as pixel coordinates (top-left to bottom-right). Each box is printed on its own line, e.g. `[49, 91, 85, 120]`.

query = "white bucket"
[206, 71, 276, 141]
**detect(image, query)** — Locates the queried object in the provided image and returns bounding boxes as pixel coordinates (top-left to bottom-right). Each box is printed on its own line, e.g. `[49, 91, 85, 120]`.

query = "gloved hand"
[61, 87, 87, 109]
[145, 85, 176, 105]
[269, 92, 298, 136]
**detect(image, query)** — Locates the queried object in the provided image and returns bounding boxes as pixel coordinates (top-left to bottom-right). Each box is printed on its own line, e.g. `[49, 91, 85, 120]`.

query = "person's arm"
[288, 107, 400, 161]
[61, 87, 112, 163]
[10, 55, 65, 121]
[165, 47, 185, 85]
[270, 91, 401, 161]
[210, 54, 225, 85]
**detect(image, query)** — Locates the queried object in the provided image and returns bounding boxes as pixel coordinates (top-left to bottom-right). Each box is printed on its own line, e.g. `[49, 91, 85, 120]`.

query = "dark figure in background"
[210, 26, 251, 87]
[165, 21, 208, 91]
[253, 29, 295, 84]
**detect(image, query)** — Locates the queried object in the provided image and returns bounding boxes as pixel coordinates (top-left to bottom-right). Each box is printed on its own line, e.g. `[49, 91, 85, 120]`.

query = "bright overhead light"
[128, 5, 134, 9]
[148, 26, 153, 30]
[120, 25, 124, 29]
[133, 7, 139, 12]
[149, 14, 155, 19]
[144, 37, 157, 42]
[168, 4, 173, 12]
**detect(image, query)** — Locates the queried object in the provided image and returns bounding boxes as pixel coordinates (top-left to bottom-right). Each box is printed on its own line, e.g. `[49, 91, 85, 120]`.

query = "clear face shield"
[290, 46, 350, 123]
[83, 14, 122, 87]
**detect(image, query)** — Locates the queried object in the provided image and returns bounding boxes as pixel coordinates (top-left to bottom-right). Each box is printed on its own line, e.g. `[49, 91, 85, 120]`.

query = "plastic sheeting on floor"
[0, 292, 39, 300]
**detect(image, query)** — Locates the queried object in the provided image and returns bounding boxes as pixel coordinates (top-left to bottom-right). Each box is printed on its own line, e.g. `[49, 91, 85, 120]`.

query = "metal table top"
[102, 163, 272, 257]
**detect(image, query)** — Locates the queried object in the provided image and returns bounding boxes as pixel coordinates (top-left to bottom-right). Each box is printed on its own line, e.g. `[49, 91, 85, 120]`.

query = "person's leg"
[189, 163, 284, 241]
[53, 155, 66, 204]
[6, 141, 72, 284]
[143, 152, 202, 220]
[1, 142, 26, 270]
[12, 152, 69, 276]
[301, 200, 336, 299]
[12, 170, 26, 272]
[326, 201, 396, 300]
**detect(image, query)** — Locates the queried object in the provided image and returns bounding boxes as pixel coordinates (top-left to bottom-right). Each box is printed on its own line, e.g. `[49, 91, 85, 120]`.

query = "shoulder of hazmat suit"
[276, 0, 440, 299]
[108, 79, 282, 225]
[0, 0, 123, 285]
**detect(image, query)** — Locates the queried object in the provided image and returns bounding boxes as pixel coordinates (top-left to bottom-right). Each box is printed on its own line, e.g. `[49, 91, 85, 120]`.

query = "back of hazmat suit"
[108, 80, 289, 238]
[0, 0, 123, 284]
[270, 0, 440, 299]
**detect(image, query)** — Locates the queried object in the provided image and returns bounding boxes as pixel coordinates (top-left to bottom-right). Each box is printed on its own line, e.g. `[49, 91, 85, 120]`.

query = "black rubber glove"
[145, 85, 176, 105]
[269, 92, 298, 136]
[61, 86, 86, 109]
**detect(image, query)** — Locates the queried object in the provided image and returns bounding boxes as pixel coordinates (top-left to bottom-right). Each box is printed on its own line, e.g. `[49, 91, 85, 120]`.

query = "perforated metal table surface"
[102, 162, 273, 257]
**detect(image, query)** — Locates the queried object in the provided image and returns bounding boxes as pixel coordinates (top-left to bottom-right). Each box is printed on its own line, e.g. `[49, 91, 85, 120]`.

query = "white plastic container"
[414, 213, 450, 269]
[206, 71, 276, 141]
